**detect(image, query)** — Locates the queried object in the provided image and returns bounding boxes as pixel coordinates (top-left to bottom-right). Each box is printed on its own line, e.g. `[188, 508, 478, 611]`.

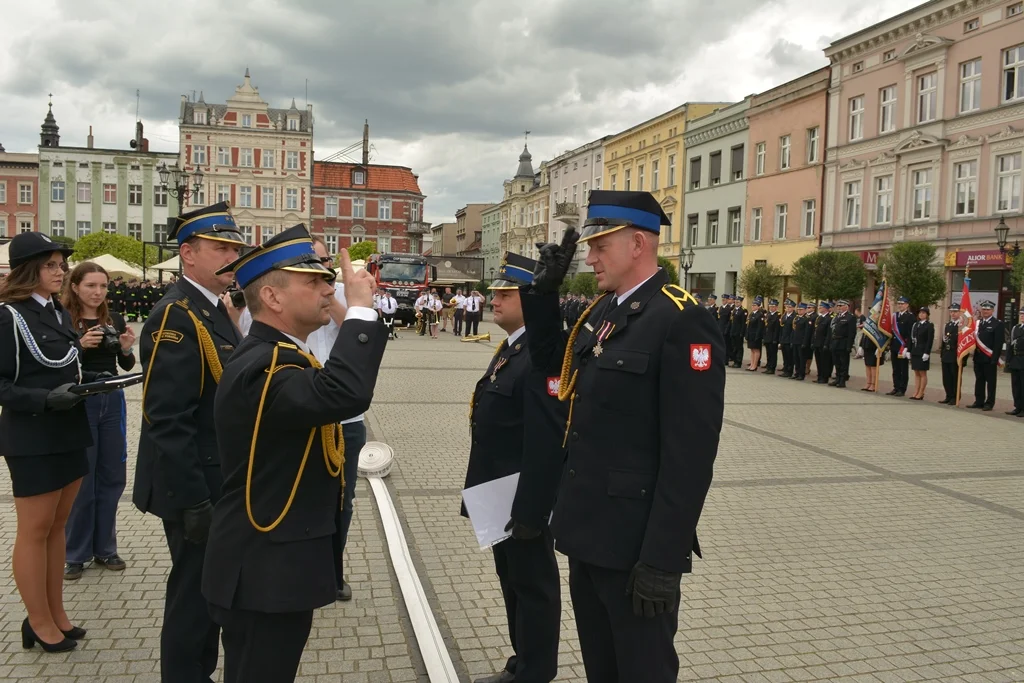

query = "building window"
[751, 208, 762, 241]
[964, 18, 980, 32]
[102, 184, 116, 204]
[325, 196, 338, 217]
[917, 73, 938, 123]
[1010, 2, 1023, 16]
[0, 182, 5, 203]
[731, 145, 744, 180]
[774, 204, 788, 240]
[240, 148, 253, 167]
[779, 136, 791, 170]
[378, 198, 392, 219]
[286, 151, 299, 170]
[572, 184, 578, 204]
[128, 223, 141, 241]
[352, 198, 365, 218]
[194, 110, 207, 125]
[1005, 44, 1024, 102]
[262, 150, 274, 169]
[594, 177, 601, 190]
[852, 61, 864, 73]
[286, 188, 298, 210]
[844, 180, 862, 228]
[596, 153, 602, 162]
[77, 221, 91, 238]
[802, 200, 815, 237]
[665, 213, 674, 244]
[193, 145, 207, 165]
[689, 158, 701, 189]
[288, 118, 299, 131]
[960, 59, 982, 113]
[129, 184, 142, 205]
[581, 181, 588, 201]
[611, 173, 617, 191]
[668, 155, 676, 186]
[239, 225, 254, 243]
[77, 182, 91, 203]
[261, 226, 275, 244]
[707, 213, 719, 245]
[154, 224, 167, 243]
[996, 152, 1022, 212]
[652, 159, 660, 191]
[638, 164, 645, 191]
[324, 233, 338, 255]
[19, 183, 32, 204]
[19, 220, 33, 233]
[411, 203, 419, 221]
[912, 168, 933, 220]
[755, 143, 766, 175]
[874, 175, 893, 224]
[353, 170, 365, 185]
[728, 209, 741, 244]
[687, 214, 698, 246]
[217, 184, 230, 203]
[624, 169, 631, 191]
[239, 186, 253, 208]
[51, 180, 65, 202]
[193, 186, 206, 205]
[709, 152, 721, 186]
[378, 236, 392, 252]
[884, 49, 896, 62]
[879, 86, 897, 134]
[103, 222, 116, 234]
[806, 128, 819, 164]
[261, 187, 274, 209]
[954, 161, 978, 216]
[154, 185, 168, 207]
[50, 220, 65, 236]
[241, 114, 252, 128]
[849, 96, 864, 141]
[218, 147, 230, 165]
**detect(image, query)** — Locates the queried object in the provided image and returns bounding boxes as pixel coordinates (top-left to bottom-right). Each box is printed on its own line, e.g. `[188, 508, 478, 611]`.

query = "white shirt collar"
[615, 270, 659, 305]
[507, 326, 526, 346]
[183, 276, 221, 307]
[31, 292, 54, 308]
[282, 332, 310, 354]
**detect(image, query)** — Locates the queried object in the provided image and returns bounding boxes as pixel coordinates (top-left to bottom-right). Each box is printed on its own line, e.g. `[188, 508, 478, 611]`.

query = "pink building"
[0, 148, 39, 239]
[822, 0, 1024, 322]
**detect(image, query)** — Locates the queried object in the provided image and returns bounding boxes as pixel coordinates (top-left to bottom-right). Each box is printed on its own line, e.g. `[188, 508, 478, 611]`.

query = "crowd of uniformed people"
[106, 278, 174, 322]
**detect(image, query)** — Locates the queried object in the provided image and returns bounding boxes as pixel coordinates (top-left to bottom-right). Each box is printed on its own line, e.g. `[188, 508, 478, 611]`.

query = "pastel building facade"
[548, 137, 608, 273]
[0, 150, 38, 239]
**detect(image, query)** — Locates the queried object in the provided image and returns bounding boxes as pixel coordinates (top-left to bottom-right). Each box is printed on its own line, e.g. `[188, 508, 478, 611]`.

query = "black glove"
[182, 500, 215, 544]
[82, 371, 114, 383]
[626, 562, 681, 618]
[531, 230, 579, 294]
[504, 519, 541, 540]
[45, 383, 84, 411]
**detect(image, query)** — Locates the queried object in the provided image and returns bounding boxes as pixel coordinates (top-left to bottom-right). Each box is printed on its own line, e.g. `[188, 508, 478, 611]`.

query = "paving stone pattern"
[1, 318, 1022, 682]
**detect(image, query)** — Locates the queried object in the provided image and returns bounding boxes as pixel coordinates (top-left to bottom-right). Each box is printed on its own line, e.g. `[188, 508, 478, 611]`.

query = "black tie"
[44, 301, 60, 324]
[217, 300, 241, 344]
[486, 340, 508, 376]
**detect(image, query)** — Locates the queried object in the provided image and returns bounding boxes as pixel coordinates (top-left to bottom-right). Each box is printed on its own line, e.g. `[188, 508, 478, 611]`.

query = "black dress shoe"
[64, 563, 84, 581]
[336, 580, 352, 602]
[21, 619, 77, 653]
[1006, 408, 1023, 416]
[982, 405, 993, 411]
[474, 671, 515, 683]
[61, 625, 87, 640]
[95, 554, 126, 571]
[939, 399, 951, 404]
[967, 403, 983, 409]
[885, 390, 898, 396]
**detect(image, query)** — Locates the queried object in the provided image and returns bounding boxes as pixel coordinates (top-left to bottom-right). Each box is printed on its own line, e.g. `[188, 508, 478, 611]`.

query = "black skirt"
[3, 450, 88, 498]
[912, 355, 930, 372]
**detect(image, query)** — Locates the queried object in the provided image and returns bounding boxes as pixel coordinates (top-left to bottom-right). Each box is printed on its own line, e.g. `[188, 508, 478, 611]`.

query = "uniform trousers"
[454, 309, 464, 335]
[1011, 368, 1023, 410]
[832, 348, 849, 386]
[764, 342, 778, 371]
[66, 390, 127, 564]
[814, 348, 832, 383]
[781, 344, 793, 375]
[465, 311, 480, 336]
[974, 360, 998, 406]
[492, 530, 560, 682]
[792, 345, 805, 378]
[209, 604, 313, 683]
[569, 558, 679, 683]
[730, 336, 744, 365]
[161, 519, 219, 683]
[721, 334, 733, 364]
[891, 357, 910, 393]
[941, 359, 964, 402]
[332, 421, 365, 589]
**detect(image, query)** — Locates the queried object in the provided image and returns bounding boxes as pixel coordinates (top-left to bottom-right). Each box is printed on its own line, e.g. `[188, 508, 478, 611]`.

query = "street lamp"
[158, 162, 205, 214]
[995, 216, 1021, 257]
[680, 247, 696, 287]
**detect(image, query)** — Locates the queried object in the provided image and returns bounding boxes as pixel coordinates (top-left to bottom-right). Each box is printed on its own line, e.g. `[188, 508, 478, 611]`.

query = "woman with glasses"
[61, 262, 136, 580]
[0, 233, 92, 652]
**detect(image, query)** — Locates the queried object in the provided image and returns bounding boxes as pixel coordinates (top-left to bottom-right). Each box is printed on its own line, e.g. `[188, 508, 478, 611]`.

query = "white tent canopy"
[82, 254, 144, 279]
[152, 254, 180, 271]
[0, 241, 10, 272]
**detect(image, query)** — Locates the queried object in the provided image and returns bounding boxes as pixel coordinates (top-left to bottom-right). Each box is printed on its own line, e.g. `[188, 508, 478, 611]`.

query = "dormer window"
[852, 61, 864, 73]
[287, 118, 299, 131]
[241, 114, 252, 128]
[194, 110, 207, 125]
[353, 170, 365, 185]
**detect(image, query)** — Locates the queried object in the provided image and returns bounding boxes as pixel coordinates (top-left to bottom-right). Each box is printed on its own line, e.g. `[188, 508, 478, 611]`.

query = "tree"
[791, 250, 867, 301]
[559, 277, 572, 296]
[657, 256, 678, 285]
[739, 262, 784, 303]
[52, 235, 76, 250]
[71, 233, 160, 268]
[1011, 253, 1024, 299]
[569, 272, 598, 297]
[347, 240, 379, 261]
[878, 242, 947, 310]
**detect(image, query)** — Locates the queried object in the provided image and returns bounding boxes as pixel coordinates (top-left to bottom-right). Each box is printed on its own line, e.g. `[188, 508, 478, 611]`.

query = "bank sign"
[943, 250, 1014, 268]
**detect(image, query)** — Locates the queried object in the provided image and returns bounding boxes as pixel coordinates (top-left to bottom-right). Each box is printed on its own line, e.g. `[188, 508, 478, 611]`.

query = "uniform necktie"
[217, 300, 241, 344]
[44, 301, 61, 325]
[486, 340, 508, 376]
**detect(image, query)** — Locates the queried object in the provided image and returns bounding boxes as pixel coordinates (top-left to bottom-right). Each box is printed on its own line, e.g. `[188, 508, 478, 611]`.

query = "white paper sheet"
[461, 472, 520, 549]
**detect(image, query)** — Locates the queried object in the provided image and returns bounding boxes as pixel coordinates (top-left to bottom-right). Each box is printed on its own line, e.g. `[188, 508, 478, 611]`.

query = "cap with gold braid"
[579, 190, 671, 243]
[218, 223, 335, 288]
[489, 252, 537, 290]
[167, 201, 248, 246]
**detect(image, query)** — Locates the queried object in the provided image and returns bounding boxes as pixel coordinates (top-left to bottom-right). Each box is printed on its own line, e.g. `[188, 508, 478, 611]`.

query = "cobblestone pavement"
[2, 318, 1023, 682]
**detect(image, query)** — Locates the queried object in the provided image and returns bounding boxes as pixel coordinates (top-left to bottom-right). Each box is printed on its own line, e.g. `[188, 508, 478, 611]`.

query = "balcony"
[407, 220, 430, 235]
[554, 202, 579, 226]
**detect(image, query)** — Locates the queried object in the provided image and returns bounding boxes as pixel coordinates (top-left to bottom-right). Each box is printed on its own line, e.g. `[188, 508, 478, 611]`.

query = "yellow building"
[602, 102, 729, 259]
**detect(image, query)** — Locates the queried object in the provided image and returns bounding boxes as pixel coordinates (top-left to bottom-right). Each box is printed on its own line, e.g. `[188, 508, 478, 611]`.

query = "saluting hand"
[532, 229, 579, 294]
[338, 249, 375, 309]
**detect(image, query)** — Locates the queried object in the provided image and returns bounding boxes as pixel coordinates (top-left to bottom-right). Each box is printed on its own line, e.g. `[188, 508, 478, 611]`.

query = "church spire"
[40, 95, 60, 148]
[514, 131, 534, 180]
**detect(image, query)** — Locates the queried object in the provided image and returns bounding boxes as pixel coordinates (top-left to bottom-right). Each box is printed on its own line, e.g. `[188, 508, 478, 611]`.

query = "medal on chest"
[592, 321, 616, 357]
[490, 356, 508, 382]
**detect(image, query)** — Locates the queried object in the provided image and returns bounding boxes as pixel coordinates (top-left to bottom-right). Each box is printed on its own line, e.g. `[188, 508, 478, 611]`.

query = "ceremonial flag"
[863, 280, 893, 352]
[955, 276, 977, 406]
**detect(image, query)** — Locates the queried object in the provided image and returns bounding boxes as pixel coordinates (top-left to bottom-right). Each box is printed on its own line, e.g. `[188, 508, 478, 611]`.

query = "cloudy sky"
[1, 0, 922, 224]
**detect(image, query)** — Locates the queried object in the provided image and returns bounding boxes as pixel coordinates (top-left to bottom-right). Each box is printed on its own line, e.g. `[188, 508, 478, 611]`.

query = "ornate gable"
[898, 33, 953, 61]
[893, 130, 947, 156]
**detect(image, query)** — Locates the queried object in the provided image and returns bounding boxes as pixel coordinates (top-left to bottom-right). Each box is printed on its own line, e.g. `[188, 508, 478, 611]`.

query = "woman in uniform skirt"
[910, 307, 935, 400]
[0, 233, 95, 652]
[860, 332, 884, 392]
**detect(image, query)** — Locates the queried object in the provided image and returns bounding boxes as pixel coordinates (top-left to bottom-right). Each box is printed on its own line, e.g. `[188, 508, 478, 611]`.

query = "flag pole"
[955, 265, 969, 407]
[877, 266, 886, 393]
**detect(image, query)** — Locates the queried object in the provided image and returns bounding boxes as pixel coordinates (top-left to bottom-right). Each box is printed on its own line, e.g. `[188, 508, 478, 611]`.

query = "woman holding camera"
[0, 233, 91, 652]
[61, 262, 136, 579]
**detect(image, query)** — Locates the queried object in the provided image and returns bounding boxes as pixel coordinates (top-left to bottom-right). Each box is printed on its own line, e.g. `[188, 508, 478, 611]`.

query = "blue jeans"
[332, 421, 365, 588]
[66, 390, 127, 564]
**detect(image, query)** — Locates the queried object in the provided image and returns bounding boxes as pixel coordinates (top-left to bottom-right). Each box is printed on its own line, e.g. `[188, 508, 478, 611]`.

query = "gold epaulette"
[660, 284, 699, 311]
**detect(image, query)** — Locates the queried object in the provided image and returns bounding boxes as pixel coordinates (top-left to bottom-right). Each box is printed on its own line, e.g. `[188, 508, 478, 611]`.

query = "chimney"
[87, 125, 94, 149]
[362, 119, 369, 166]
[135, 121, 144, 149]
[142, 138, 150, 153]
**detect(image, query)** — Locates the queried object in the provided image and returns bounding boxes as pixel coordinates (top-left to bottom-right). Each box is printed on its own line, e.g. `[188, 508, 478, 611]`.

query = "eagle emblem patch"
[690, 344, 711, 371]
[546, 377, 559, 397]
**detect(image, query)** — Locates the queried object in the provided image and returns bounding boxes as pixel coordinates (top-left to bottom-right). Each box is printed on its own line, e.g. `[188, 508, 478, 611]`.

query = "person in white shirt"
[429, 291, 443, 339]
[379, 292, 399, 340]
[414, 293, 429, 336]
[453, 290, 467, 336]
[464, 290, 483, 337]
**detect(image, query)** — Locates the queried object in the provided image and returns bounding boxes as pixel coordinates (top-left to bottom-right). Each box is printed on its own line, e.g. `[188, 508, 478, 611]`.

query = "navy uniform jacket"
[812, 314, 831, 348]
[1008, 324, 1024, 370]
[202, 319, 386, 613]
[463, 331, 567, 529]
[894, 311, 915, 353]
[521, 270, 725, 574]
[780, 312, 794, 344]
[717, 305, 732, 338]
[974, 316, 1005, 365]
[729, 306, 747, 337]
[830, 311, 857, 352]
[763, 311, 780, 344]
[706, 304, 718, 319]
[910, 320, 934, 357]
[745, 309, 764, 345]
[133, 280, 240, 520]
[792, 313, 809, 347]
[0, 299, 92, 457]
[940, 320, 960, 363]
[803, 312, 817, 348]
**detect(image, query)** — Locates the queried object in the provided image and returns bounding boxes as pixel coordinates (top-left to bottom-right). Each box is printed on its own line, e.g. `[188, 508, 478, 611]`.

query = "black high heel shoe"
[21, 618, 78, 652]
[61, 625, 87, 640]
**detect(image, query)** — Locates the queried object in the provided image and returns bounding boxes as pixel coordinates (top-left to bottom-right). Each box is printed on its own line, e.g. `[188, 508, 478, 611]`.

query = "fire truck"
[366, 253, 437, 327]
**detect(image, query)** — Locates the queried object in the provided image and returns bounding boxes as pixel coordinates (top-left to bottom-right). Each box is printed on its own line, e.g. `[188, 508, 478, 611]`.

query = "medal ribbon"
[596, 321, 615, 344]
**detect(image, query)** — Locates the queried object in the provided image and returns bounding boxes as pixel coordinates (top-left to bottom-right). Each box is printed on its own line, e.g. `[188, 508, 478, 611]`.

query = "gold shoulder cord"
[558, 293, 608, 448]
[245, 343, 345, 533]
[468, 342, 506, 424]
[661, 284, 698, 311]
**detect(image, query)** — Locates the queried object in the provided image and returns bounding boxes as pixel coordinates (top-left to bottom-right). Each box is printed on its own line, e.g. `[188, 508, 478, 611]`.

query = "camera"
[96, 325, 122, 354]
[226, 283, 246, 309]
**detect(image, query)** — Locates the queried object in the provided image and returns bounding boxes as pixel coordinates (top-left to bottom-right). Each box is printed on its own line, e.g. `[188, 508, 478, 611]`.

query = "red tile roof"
[314, 161, 423, 194]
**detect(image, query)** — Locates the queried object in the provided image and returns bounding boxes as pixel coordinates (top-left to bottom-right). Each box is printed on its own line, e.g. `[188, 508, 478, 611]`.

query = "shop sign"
[859, 251, 879, 265]
[943, 250, 1013, 268]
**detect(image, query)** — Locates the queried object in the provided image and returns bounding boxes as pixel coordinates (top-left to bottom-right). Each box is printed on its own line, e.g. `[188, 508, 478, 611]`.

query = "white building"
[547, 137, 609, 273]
